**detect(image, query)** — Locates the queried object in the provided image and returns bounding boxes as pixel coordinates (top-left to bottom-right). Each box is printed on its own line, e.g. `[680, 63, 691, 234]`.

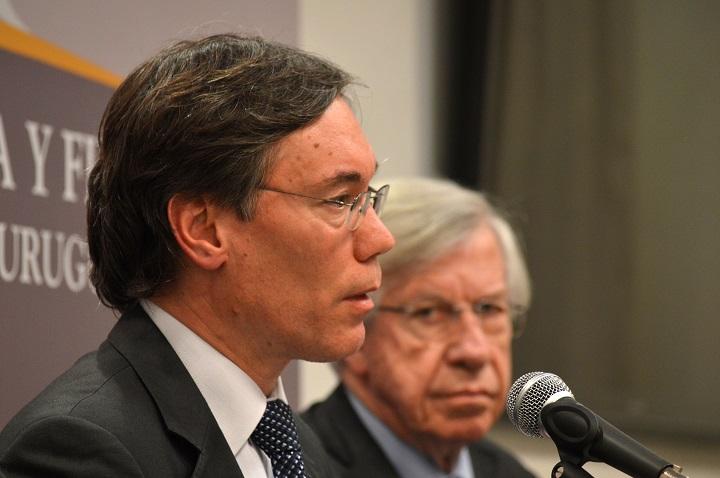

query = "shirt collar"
[347, 390, 474, 478]
[141, 299, 287, 456]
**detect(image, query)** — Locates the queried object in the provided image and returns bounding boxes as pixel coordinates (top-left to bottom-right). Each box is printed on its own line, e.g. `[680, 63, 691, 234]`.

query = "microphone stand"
[659, 466, 689, 478]
[549, 461, 689, 478]
[551, 461, 594, 478]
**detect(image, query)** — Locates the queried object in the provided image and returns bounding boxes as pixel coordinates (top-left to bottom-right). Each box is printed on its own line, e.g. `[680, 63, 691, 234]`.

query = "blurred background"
[1, 1, 718, 476]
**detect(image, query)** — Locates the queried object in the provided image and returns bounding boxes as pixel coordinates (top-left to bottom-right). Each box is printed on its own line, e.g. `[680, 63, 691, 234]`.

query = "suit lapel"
[469, 440, 512, 477]
[468, 445, 497, 477]
[304, 386, 401, 478]
[191, 425, 246, 478]
[296, 414, 333, 478]
[108, 304, 243, 478]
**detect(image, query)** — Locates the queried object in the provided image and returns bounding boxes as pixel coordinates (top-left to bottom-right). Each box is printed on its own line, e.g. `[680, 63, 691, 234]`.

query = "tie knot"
[251, 400, 306, 478]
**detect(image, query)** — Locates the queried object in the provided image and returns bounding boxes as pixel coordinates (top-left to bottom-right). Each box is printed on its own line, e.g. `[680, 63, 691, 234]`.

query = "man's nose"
[353, 207, 395, 262]
[445, 311, 492, 370]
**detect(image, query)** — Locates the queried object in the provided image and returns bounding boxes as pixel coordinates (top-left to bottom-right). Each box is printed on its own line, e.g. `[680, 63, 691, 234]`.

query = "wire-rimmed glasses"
[260, 184, 390, 231]
[378, 299, 527, 342]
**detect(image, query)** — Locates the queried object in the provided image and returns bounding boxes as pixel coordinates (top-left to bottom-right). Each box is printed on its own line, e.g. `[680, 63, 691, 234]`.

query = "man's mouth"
[431, 389, 498, 401]
[343, 285, 380, 313]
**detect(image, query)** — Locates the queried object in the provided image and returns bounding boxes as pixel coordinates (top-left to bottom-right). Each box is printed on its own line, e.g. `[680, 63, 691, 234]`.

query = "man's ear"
[167, 195, 228, 270]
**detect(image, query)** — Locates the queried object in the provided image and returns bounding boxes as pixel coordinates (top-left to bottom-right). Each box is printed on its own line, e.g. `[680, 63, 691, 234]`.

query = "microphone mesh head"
[506, 371, 572, 437]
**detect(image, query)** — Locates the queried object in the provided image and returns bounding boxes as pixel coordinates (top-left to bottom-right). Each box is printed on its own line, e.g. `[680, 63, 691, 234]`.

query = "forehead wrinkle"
[396, 268, 508, 304]
[406, 292, 452, 304]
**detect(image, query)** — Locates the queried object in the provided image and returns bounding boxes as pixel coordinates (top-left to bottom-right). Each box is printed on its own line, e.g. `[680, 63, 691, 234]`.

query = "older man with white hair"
[303, 177, 535, 478]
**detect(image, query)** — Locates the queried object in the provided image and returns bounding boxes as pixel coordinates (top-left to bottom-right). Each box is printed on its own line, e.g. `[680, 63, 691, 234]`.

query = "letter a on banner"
[0, 114, 17, 191]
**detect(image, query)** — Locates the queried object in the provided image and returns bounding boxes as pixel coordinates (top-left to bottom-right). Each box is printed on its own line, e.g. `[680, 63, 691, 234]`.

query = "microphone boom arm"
[541, 398, 688, 478]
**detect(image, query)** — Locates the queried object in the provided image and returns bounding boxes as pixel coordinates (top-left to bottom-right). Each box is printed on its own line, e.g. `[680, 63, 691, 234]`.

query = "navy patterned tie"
[250, 399, 307, 478]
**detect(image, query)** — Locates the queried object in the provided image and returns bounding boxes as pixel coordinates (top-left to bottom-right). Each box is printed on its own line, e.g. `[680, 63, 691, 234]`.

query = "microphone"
[506, 372, 688, 478]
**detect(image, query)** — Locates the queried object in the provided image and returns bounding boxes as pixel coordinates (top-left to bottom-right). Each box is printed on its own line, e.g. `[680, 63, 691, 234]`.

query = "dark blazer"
[0, 304, 333, 478]
[302, 385, 536, 478]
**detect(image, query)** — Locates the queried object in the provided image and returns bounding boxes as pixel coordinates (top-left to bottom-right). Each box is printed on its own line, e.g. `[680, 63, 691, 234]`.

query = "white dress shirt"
[141, 299, 284, 478]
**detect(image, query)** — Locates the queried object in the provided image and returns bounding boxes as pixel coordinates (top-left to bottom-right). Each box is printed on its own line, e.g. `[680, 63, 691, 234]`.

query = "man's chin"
[431, 419, 493, 443]
[299, 326, 366, 363]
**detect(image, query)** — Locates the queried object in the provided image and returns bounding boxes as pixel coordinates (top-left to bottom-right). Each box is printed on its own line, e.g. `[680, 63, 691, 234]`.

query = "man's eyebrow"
[317, 171, 362, 188]
[317, 160, 379, 188]
[474, 291, 510, 303]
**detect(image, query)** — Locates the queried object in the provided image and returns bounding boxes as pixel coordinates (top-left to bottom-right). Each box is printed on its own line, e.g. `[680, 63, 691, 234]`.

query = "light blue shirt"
[347, 391, 475, 478]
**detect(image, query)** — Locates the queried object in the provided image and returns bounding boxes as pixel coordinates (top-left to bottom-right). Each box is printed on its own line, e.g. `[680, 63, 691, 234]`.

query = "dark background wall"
[469, 0, 720, 440]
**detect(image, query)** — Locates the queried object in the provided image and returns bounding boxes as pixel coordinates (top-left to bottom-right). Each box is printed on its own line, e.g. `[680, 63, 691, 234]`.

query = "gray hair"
[377, 177, 531, 315]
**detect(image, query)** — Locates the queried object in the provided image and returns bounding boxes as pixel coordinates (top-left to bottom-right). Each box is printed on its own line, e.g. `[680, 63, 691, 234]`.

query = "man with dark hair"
[0, 34, 394, 477]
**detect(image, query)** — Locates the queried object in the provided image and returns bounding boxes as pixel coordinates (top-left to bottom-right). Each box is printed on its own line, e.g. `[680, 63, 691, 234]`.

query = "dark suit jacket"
[0, 304, 333, 477]
[302, 386, 536, 478]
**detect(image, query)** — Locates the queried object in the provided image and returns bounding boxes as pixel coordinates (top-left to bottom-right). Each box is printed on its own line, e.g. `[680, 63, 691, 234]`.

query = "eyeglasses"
[378, 299, 527, 342]
[260, 184, 390, 231]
